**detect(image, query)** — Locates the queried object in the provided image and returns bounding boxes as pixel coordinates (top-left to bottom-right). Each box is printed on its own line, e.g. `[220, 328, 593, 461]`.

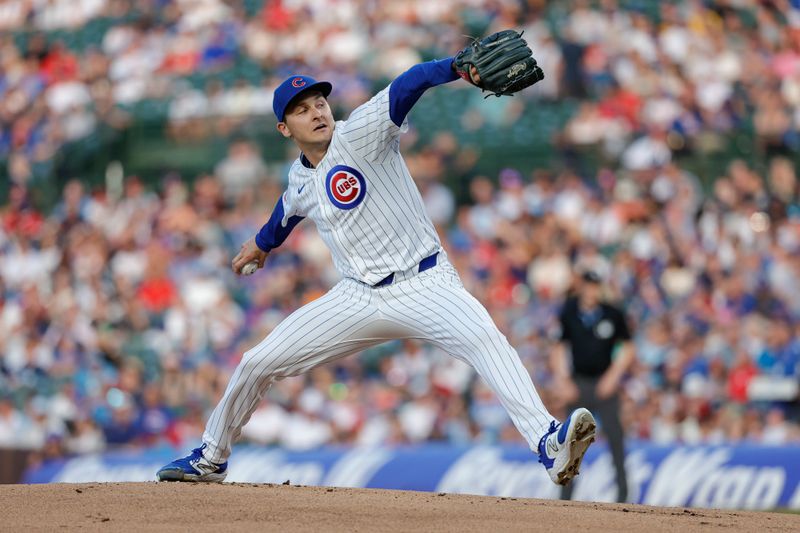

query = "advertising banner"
[23, 443, 800, 510]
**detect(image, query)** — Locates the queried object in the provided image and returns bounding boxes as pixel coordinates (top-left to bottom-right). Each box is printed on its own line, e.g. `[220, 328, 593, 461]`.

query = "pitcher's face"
[278, 91, 334, 145]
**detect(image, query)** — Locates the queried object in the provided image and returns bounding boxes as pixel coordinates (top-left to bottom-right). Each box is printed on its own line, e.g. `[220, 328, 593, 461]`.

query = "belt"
[374, 252, 439, 287]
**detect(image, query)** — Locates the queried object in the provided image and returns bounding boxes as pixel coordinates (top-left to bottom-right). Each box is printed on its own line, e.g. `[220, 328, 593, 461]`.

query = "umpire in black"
[551, 270, 634, 503]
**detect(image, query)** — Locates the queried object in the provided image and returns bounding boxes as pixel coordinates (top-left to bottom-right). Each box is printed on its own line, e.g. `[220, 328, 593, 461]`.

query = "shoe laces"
[188, 444, 213, 464]
[537, 420, 560, 465]
[190, 444, 222, 467]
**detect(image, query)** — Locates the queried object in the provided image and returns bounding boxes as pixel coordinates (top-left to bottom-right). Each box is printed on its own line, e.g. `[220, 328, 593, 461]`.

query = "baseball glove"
[454, 30, 544, 97]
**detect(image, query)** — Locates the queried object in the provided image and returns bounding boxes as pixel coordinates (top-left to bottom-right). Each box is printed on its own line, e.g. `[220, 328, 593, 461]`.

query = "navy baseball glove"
[454, 30, 544, 97]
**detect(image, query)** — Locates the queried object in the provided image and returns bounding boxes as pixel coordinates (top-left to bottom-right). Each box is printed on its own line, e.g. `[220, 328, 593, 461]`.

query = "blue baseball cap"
[273, 75, 333, 122]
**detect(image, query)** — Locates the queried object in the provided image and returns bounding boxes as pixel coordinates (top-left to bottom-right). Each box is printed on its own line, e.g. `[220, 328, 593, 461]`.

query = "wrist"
[437, 56, 459, 82]
[254, 232, 271, 253]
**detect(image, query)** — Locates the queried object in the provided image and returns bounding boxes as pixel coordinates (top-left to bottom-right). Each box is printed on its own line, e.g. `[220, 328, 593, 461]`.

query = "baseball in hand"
[241, 261, 259, 276]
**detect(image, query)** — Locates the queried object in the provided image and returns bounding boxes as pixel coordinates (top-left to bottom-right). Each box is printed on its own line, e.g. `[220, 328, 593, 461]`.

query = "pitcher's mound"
[2, 482, 796, 532]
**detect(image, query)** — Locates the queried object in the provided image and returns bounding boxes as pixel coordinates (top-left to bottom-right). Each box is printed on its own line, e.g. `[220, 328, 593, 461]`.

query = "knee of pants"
[239, 346, 279, 379]
[457, 326, 509, 355]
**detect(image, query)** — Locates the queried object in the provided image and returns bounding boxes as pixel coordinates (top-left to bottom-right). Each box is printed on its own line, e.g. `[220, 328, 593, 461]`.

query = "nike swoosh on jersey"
[298, 183, 306, 194]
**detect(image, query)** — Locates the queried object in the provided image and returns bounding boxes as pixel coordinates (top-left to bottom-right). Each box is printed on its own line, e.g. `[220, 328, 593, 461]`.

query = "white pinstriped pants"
[202, 258, 554, 462]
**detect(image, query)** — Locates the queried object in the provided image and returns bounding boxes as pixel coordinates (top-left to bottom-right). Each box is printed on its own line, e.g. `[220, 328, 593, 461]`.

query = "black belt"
[374, 252, 439, 287]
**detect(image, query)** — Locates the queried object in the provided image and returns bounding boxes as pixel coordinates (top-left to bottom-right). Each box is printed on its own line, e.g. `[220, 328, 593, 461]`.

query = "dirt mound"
[3, 482, 796, 532]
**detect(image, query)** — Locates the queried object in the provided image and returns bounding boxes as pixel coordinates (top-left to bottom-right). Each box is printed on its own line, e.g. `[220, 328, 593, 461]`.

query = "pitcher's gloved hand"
[454, 30, 544, 97]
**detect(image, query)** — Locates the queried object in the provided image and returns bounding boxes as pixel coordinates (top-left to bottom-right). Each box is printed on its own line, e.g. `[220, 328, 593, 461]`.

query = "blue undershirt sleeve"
[254, 195, 305, 252]
[388, 57, 459, 127]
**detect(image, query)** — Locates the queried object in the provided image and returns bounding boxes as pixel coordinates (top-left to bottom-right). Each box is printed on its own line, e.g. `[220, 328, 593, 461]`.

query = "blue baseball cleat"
[156, 444, 228, 482]
[538, 407, 596, 486]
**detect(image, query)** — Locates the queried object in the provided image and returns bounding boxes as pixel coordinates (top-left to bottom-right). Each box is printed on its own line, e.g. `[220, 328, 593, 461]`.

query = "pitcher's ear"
[277, 122, 292, 138]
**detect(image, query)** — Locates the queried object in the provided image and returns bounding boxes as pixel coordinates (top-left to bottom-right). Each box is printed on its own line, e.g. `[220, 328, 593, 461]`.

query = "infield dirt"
[2, 482, 797, 532]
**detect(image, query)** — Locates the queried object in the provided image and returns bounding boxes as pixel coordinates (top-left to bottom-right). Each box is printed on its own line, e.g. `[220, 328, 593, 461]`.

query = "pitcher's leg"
[426, 284, 596, 487]
[383, 272, 554, 451]
[202, 281, 378, 463]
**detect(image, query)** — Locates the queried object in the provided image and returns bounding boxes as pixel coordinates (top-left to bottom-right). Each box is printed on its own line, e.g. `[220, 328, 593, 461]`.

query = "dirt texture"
[2, 483, 797, 532]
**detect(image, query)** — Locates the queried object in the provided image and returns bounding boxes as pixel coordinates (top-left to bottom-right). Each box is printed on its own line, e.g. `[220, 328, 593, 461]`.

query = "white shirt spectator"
[169, 89, 209, 122]
[280, 413, 333, 451]
[35, 0, 107, 30]
[46, 82, 91, 115]
[65, 420, 107, 454]
[103, 25, 137, 56]
[0, 0, 28, 30]
[621, 134, 672, 170]
[1, 243, 61, 289]
[62, 108, 96, 141]
[659, 24, 691, 63]
[214, 142, 268, 203]
[422, 182, 455, 226]
[398, 400, 438, 442]
[176, 0, 231, 31]
[0, 402, 45, 450]
[641, 97, 682, 129]
[566, 5, 608, 45]
[240, 404, 288, 445]
[527, 252, 572, 298]
[323, 30, 368, 65]
[696, 79, 733, 113]
[552, 187, 586, 222]
[216, 86, 256, 117]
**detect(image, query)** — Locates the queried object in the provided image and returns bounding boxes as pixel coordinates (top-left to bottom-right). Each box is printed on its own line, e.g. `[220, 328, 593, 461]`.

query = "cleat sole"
[557, 409, 597, 486]
[156, 469, 227, 483]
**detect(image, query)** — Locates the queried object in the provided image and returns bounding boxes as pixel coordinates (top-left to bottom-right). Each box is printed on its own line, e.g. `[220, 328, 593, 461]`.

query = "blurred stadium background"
[2, 0, 800, 509]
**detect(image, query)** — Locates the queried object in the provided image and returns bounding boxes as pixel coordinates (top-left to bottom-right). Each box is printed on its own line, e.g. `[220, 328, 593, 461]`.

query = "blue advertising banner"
[23, 443, 800, 510]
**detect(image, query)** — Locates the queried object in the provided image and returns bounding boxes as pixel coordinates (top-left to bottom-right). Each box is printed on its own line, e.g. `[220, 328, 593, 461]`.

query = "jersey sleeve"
[339, 57, 458, 161]
[254, 187, 306, 253]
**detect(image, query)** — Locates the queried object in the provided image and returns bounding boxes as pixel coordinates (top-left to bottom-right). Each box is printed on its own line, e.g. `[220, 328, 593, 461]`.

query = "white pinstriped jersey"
[199, 62, 560, 467]
[280, 87, 441, 286]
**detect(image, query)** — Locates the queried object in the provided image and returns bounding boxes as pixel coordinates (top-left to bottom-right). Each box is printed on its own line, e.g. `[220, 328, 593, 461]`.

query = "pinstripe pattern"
[203, 279, 397, 461]
[199, 84, 555, 464]
[377, 261, 553, 447]
[201, 260, 554, 463]
[279, 87, 441, 286]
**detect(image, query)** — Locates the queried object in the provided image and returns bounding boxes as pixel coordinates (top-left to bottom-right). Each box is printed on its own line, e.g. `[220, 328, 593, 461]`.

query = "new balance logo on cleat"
[537, 408, 596, 486]
[546, 438, 560, 457]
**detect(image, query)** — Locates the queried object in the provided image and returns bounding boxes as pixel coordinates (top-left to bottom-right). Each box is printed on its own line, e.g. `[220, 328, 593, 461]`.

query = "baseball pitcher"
[157, 30, 596, 487]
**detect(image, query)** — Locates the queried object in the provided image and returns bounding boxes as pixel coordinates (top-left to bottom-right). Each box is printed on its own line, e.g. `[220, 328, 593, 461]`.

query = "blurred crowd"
[3, 148, 800, 460]
[3, 0, 800, 463]
[6, 0, 800, 184]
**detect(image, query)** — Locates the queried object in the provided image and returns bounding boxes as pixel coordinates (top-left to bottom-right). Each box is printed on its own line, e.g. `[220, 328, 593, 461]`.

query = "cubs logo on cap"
[291, 77, 306, 88]
[325, 165, 366, 210]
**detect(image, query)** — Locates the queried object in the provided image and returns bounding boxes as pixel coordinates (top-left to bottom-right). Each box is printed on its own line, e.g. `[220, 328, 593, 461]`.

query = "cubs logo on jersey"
[325, 165, 367, 210]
